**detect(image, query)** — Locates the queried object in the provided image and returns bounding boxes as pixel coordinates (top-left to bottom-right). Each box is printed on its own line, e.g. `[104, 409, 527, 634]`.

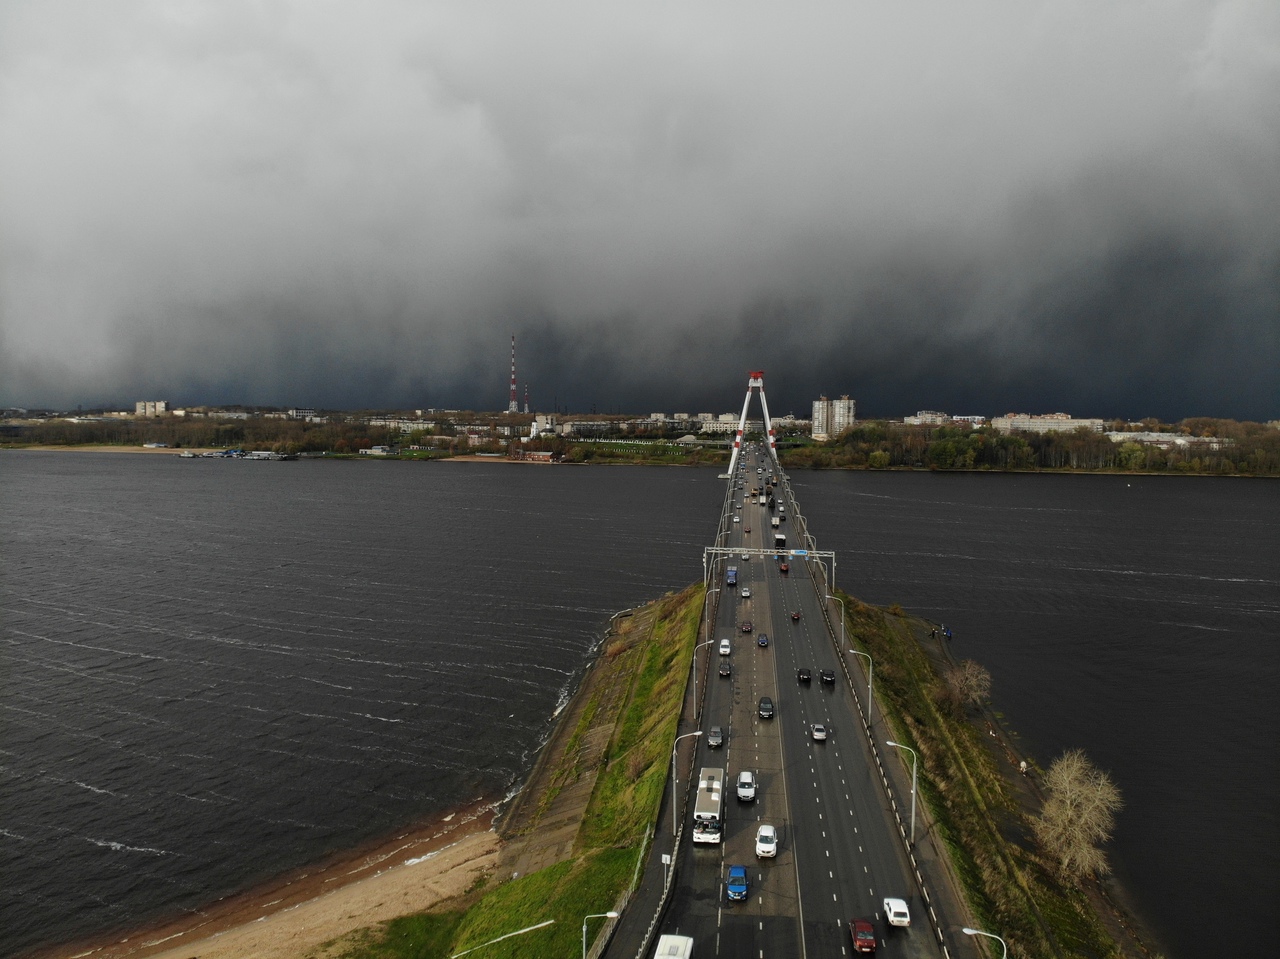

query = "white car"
[733, 516, 740, 524]
[811, 723, 828, 741]
[736, 770, 757, 801]
[740, 587, 751, 599]
[883, 897, 911, 927]
[719, 638, 731, 656]
[754, 824, 778, 858]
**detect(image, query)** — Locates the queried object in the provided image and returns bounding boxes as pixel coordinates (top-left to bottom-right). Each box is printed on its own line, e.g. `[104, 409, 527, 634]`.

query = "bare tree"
[947, 659, 992, 707]
[1033, 749, 1124, 880]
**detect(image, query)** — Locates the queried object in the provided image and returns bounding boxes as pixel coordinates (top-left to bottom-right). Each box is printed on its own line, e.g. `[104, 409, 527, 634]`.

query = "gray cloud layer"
[2, 1, 1277, 419]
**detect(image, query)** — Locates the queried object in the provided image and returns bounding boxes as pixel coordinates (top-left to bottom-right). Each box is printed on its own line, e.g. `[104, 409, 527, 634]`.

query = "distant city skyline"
[2, 3, 1276, 422]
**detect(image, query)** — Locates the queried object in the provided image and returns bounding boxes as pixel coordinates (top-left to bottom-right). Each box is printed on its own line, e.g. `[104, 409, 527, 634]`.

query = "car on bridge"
[744, 526, 751, 532]
[850, 918, 878, 953]
[718, 661, 732, 677]
[754, 824, 778, 858]
[757, 632, 769, 647]
[758, 696, 774, 719]
[820, 669, 836, 684]
[883, 897, 910, 927]
[811, 723, 828, 741]
[719, 638, 731, 655]
[740, 586, 751, 598]
[797, 667, 811, 683]
[736, 770, 757, 801]
[707, 726, 725, 748]
[779, 561, 789, 573]
[726, 864, 749, 901]
[791, 610, 801, 621]
[740, 620, 753, 633]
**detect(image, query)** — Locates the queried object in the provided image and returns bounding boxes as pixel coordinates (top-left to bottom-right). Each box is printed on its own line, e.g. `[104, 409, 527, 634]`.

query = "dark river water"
[1, 453, 1275, 959]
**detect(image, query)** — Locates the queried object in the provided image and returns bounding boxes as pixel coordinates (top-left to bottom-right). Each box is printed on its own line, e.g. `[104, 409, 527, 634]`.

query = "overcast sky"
[2, 1, 1277, 420]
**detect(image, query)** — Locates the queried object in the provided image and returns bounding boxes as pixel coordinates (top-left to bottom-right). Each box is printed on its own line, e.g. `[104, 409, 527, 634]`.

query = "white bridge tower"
[722, 370, 778, 478]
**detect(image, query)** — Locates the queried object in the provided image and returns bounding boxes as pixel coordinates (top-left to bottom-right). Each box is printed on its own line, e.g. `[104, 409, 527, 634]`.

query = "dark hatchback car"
[850, 918, 877, 953]
[757, 632, 769, 647]
[719, 661, 732, 677]
[797, 668, 811, 683]
[758, 696, 774, 719]
[820, 669, 836, 684]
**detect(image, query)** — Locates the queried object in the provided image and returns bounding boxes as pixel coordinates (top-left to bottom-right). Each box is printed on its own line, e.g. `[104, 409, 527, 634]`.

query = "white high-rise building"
[811, 395, 856, 441]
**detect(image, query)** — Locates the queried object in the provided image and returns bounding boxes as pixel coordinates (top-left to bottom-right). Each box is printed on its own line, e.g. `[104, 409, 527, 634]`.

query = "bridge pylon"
[722, 371, 777, 478]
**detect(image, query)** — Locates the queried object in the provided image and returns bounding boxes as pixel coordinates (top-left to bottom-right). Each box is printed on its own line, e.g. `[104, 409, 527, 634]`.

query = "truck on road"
[653, 934, 694, 958]
[692, 767, 724, 843]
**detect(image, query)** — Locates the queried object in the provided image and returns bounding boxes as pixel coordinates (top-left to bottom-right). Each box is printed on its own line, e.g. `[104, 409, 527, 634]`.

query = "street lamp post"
[671, 731, 703, 837]
[885, 740, 918, 844]
[582, 911, 620, 959]
[704, 587, 721, 646]
[962, 927, 1008, 958]
[849, 647, 874, 726]
[827, 593, 846, 647]
[691, 638, 713, 715]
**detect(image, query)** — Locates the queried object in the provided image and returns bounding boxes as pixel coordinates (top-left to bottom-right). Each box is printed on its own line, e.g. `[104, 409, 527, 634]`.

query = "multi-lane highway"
[655, 447, 945, 958]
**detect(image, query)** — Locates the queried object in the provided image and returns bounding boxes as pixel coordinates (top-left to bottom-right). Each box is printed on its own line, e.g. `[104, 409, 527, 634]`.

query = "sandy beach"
[38, 801, 503, 959]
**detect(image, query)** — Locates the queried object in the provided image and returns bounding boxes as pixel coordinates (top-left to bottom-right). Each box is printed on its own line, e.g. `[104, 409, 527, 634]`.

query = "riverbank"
[838, 595, 1165, 959]
[31, 800, 501, 959]
[30, 589, 700, 959]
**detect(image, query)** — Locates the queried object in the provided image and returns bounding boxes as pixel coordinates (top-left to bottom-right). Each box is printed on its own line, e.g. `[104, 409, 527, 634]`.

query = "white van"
[653, 934, 694, 958]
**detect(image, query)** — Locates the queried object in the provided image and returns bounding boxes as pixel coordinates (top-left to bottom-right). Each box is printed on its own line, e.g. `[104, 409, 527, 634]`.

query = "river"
[1, 453, 1274, 958]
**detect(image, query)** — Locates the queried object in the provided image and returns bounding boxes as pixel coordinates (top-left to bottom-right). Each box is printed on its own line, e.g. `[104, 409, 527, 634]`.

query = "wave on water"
[551, 680, 573, 719]
[86, 839, 174, 856]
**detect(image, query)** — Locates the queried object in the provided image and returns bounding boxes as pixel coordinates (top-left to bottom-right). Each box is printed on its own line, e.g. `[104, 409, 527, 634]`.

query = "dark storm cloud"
[1, 1, 1276, 419]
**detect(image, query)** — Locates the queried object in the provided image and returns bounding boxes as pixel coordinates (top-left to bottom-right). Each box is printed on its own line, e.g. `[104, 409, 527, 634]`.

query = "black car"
[820, 669, 836, 684]
[758, 696, 774, 719]
[797, 668, 811, 683]
[719, 661, 732, 678]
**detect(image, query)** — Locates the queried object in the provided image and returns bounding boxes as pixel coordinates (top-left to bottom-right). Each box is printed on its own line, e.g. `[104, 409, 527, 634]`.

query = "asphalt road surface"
[656, 449, 944, 959]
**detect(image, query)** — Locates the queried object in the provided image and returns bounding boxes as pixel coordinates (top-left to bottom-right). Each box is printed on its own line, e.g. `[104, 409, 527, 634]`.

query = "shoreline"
[30, 797, 502, 959]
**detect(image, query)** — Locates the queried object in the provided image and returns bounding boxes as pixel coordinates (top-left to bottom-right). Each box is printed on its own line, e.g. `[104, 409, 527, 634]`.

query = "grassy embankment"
[838, 591, 1124, 959]
[321, 583, 1128, 959]
[320, 584, 704, 959]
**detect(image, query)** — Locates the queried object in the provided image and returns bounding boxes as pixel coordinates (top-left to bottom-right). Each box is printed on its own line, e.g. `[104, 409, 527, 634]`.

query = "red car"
[779, 562, 789, 574]
[791, 610, 801, 621]
[740, 621, 753, 633]
[850, 918, 877, 953]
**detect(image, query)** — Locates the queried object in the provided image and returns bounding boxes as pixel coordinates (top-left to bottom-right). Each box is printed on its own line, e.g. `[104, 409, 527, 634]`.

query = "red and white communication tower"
[723, 370, 777, 477]
[507, 335, 519, 413]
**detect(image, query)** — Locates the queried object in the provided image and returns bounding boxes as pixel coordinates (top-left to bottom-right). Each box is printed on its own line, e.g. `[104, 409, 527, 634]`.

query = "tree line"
[779, 419, 1280, 476]
[7, 414, 1277, 475]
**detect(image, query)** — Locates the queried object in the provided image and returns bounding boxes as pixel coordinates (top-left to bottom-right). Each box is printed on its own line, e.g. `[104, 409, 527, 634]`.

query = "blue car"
[726, 864, 749, 901]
